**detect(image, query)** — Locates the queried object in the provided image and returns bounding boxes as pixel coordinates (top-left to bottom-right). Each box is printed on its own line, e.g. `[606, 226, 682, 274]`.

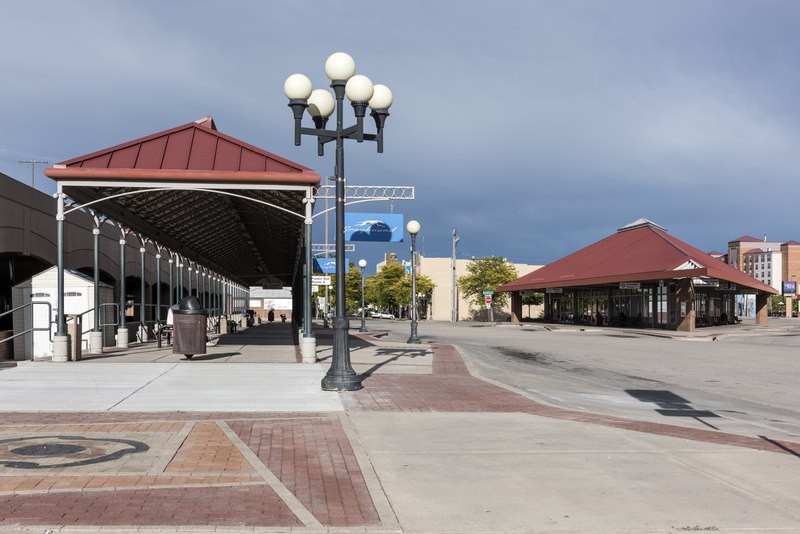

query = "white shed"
[12, 267, 114, 360]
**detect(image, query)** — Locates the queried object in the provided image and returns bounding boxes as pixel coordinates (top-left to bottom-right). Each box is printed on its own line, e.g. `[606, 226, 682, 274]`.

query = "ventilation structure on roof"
[617, 218, 667, 233]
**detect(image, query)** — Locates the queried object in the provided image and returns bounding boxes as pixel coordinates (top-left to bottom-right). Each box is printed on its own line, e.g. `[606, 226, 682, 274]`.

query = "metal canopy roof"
[45, 117, 320, 287]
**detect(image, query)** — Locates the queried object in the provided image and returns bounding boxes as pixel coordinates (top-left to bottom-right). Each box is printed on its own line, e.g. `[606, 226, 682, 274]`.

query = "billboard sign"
[783, 280, 797, 296]
[313, 258, 350, 274]
[344, 213, 404, 242]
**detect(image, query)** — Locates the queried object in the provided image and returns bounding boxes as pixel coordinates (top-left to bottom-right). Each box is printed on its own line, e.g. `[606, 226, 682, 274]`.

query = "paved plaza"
[0, 321, 798, 533]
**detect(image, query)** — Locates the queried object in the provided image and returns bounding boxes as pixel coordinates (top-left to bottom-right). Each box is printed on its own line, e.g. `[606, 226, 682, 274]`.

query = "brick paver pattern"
[229, 416, 380, 527]
[0, 415, 378, 528]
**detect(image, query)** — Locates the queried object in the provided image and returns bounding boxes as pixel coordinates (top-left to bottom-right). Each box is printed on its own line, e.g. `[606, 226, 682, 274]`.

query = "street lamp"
[407, 220, 421, 344]
[358, 259, 368, 332]
[285, 52, 393, 391]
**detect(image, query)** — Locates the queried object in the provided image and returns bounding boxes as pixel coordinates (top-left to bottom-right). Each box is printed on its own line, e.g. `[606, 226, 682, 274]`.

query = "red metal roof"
[499, 222, 778, 294]
[729, 235, 761, 243]
[47, 116, 319, 185]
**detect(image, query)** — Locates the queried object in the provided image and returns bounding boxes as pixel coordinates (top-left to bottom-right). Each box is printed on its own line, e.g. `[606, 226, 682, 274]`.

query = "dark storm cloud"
[2, 0, 799, 271]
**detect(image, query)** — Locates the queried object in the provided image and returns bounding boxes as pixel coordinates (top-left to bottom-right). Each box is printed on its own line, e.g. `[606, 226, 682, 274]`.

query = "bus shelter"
[44, 117, 320, 361]
[500, 219, 778, 332]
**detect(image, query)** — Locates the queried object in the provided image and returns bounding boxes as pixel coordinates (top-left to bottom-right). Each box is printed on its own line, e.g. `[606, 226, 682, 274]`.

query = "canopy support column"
[300, 190, 316, 363]
[53, 189, 70, 362]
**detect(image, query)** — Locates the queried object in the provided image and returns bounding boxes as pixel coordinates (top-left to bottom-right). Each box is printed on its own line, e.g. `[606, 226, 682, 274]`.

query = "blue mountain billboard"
[344, 213, 404, 242]
[313, 258, 350, 274]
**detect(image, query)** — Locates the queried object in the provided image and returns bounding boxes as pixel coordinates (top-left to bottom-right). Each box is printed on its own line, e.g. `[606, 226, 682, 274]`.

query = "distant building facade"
[727, 236, 800, 315]
[376, 255, 542, 321]
[248, 287, 293, 321]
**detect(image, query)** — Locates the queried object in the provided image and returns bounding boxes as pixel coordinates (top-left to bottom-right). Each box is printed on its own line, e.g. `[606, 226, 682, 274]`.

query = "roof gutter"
[44, 167, 321, 186]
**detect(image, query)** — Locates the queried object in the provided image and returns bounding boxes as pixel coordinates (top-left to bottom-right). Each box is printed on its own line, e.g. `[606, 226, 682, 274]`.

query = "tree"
[458, 256, 518, 310]
[522, 292, 544, 317]
[344, 263, 364, 314]
[364, 262, 435, 317]
[365, 262, 406, 313]
[391, 271, 435, 317]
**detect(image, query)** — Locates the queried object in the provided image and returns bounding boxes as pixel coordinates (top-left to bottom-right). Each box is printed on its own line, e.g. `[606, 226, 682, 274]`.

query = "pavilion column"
[510, 292, 522, 323]
[53, 190, 70, 362]
[675, 278, 695, 332]
[756, 293, 769, 325]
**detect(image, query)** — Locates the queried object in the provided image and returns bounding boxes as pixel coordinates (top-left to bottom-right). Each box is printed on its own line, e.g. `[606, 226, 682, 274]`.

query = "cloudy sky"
[3, 0, 799, 273]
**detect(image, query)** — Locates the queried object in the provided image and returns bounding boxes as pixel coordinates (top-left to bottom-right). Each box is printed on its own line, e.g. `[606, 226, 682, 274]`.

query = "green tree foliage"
[344, 263, 365, 313]
[522, 292, 544, 316]
[365, 262, 406, 311]
[363, 262, 435, 315]
[458, 256, 518, 309]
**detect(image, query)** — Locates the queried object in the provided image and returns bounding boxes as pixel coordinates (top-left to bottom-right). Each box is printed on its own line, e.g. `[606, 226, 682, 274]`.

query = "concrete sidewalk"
[0, 322, 798, 533]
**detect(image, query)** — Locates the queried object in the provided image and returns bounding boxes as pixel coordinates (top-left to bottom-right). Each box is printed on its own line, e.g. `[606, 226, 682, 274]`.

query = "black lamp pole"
[407, 220, 421, 344]
[359, 259, 367, 332]
[285, 53, 392, 391]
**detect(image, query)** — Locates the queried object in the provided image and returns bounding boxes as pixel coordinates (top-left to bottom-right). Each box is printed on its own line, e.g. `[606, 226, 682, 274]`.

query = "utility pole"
[451, 227, 459, 322]
[18, 159, 48, 189]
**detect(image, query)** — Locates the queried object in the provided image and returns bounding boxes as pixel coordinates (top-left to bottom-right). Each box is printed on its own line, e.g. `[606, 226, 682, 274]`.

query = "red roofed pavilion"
[499, 219, 777, 332]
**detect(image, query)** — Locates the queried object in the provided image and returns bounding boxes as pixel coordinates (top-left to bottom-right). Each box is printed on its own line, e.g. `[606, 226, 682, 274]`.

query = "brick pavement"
[0, 414, 379, 529]
[1, 333, 798, 530]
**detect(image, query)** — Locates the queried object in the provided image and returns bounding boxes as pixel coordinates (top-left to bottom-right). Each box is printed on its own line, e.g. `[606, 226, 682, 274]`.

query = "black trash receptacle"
[172, 296, 207, 359]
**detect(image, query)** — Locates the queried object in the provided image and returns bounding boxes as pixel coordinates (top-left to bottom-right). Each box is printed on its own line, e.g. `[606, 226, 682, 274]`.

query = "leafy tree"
[391, 272, 435, 316]
[344, 263, 366, 313]
[522, 292, 544, 316]
[769, 294, 789, 316]
[363, 262, 436, 316]
[365, 262, 406, 312]
[458, 256, 518, 310]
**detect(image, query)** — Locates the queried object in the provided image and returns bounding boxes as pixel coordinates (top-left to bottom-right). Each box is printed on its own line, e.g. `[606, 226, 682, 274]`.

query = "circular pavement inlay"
[10, 443, 87, 456]
[0, 435, 149, 469]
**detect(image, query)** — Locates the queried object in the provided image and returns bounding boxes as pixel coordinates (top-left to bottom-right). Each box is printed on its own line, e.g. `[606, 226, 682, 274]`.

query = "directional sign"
[312, 275, 331, 286]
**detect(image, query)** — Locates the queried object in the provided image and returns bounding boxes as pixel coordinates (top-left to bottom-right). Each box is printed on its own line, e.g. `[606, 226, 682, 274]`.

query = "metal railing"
[76, 303, 119, 346]
[0, 301, 55, 359]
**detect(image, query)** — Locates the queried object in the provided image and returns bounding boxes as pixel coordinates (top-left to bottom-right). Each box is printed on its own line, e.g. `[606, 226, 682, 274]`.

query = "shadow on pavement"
[626, 389, 720, 429]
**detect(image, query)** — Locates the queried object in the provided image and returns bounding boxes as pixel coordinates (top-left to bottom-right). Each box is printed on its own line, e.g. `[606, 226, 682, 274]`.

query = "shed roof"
[499, 221, 777, 294]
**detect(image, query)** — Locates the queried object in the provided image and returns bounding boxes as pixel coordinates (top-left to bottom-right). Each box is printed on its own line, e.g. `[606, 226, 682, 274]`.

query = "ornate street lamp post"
[284, 52, 393, 391]
[358, 259, 368, 333]
[407, 220, 421, 344]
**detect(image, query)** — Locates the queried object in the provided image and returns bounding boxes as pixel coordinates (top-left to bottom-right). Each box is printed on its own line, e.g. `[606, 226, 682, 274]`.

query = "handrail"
[0, 302, 55, 356]
[77, 303, 120, 330]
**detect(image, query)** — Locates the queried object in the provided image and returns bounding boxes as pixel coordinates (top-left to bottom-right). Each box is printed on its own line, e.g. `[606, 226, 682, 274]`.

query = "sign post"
[483, 290, 494, 322]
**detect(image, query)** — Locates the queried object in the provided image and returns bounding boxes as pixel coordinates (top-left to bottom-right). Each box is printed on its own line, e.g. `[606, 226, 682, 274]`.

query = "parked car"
[370, 311, 395, 319]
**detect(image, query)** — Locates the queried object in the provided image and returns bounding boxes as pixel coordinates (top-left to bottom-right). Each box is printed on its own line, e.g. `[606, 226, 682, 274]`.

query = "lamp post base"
[407, 320, 421, 344]
[321, 316, 363, 391]
[321, 370, 363, 391]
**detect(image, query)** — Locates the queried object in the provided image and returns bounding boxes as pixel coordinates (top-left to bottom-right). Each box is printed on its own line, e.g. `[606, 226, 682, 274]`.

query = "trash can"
[172, 296, 207, 359]
[67, 315, 82, 361]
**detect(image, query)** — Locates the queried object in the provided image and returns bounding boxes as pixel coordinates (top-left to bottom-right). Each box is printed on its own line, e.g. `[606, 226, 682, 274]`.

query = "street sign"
[482, 290, 494, 296]
[312, 275, 331, 286]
